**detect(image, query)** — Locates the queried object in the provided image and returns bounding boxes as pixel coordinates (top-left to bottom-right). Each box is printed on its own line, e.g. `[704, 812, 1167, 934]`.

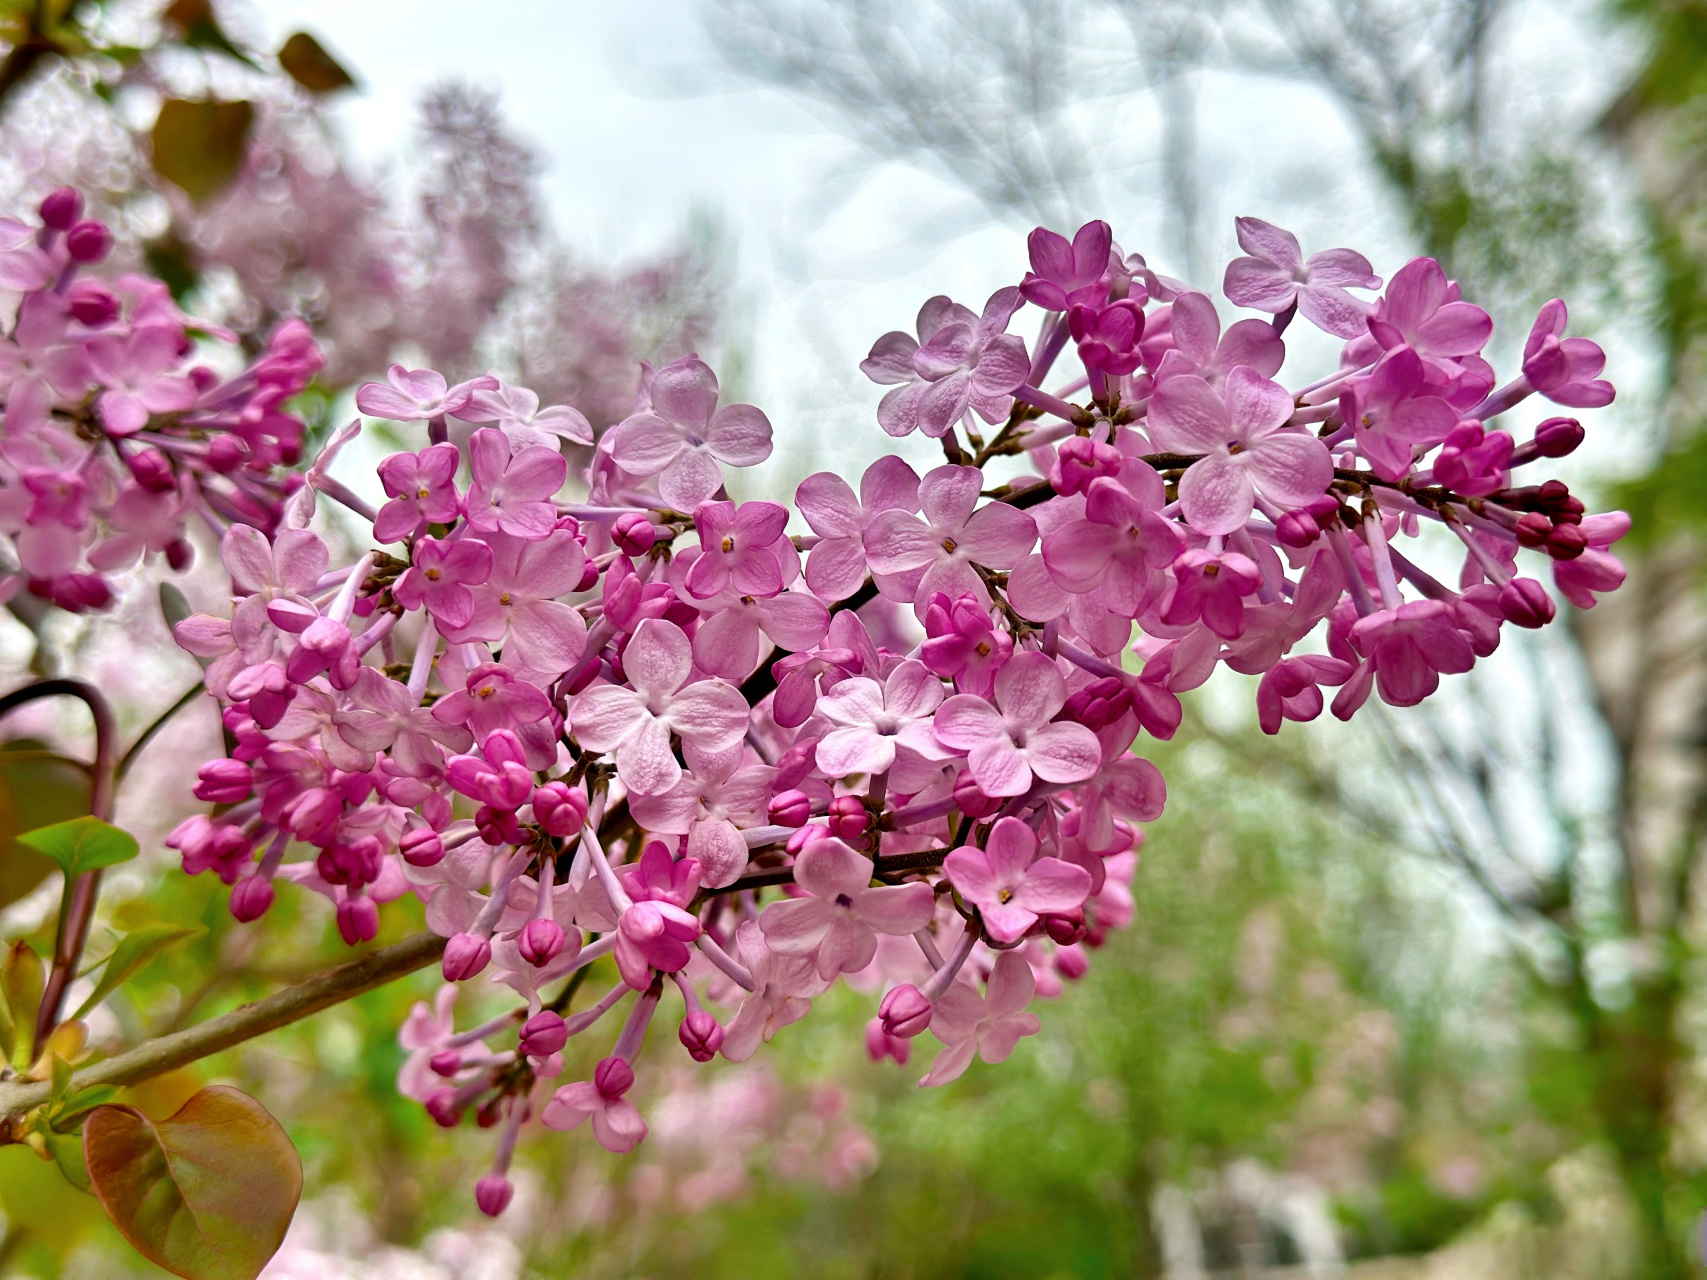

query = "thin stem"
[0, 680, 118, 1055]
[115, 683, 204, 782]
[0, 931, 448, 1118]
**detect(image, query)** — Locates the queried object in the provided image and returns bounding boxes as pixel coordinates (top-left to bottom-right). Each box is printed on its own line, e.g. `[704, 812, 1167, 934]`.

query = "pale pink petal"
[1023, 722, 1103, 784]
[1178, 453, 1256, 536]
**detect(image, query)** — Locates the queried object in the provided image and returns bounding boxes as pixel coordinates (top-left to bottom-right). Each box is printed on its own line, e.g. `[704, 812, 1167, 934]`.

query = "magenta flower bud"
[430, 1050, 463, 1077]
[442, 932, 492, 982]
[1273, 509, 1321, 548]
[1515, 511, 1554, 549]
[879, 984, 933, 1039]
[1055, 945, 1089, 980]
[205, 434, 247, 473]
[127, 447, 177, 493]
[679, 1009, 725, 1063]
[336, 896, 379, 945]
[228, 875, 274, 923]
[521, 1010, 570, 1058]
[1042, 912, 1088, 947]
[1546, 522, 1588, 560]
[1051, 435, 1123, 496]
[165, 539, 195, 572]
[482, 729, 528, 769]
[518, 918, 566, 968]
[865, 1016, 911, 1065]
[1062, 675, 1131, 731]
[593, 1055, 636, 1098]
[1499, 577, 1556, 628]
[476, 805, 525, 847]
[66, 278, 117, 327]
[39, 186, 82, 230]
[767, 788, 812, 828]
[425, 1088, 461, 1127]
[64, 218, 110, 263]
[193, 758, 252, 804]
[827, 794, 867, 842]
[953, 770, 1003, 820]
[531, 781, 587, 837]
[399, 827, 445, 867]
[475, 1174, 515, 1218]
[1533, 416, 1584, 458]
[611, 511, 657, 556]
[475, 1098, 503, 1128]
[574, 557, 601, 592]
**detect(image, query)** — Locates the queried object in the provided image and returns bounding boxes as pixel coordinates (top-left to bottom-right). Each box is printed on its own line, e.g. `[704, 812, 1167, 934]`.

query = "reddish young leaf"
[83, 1085, 301, 1280]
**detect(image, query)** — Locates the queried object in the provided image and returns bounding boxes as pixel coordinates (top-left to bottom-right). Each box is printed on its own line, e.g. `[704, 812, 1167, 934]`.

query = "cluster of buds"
[162, 212, 1627, 1215]
[0, 188, 325, 610]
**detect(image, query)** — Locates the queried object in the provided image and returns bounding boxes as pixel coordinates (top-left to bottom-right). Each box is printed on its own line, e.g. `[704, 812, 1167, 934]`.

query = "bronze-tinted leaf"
[84, 1085, 301, 1280]
[277, 32, 355, 95]
[150, 99, 254, 204]
[0, 742, 90, 910]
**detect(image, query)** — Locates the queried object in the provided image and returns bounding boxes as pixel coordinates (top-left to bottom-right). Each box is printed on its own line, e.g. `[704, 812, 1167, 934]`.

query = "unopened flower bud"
[518, 918, 566, 968]
[827, 794, 867, 842]
[336, 896, 378, 945]
[165, 539, 195, 572]
[1546, 522, 1587, 559]
[1274, 509, 1320, 548]
[575, 556, 601, 591]
[425, 1088, 461, 1127]
[228, 875, 274, 923]
[1054, 944, 1089, 980]
[593, 1055, 636, 1098]
[430, 1050, 463, 1077]
[66, 278, 117, 327]
[476, 805, 525, 847]
[1051, 436, 1122, 496]
[879, 984, 933, 1039]
[767, 789, 812, 828]
[65, 219, 110, 263]
[399, 827, 445, 867]
[1514, 511, 1554, 549]
[865, 1016, 911, 1065]
[475, 1098, 503, 1128]
[442, 932, 492, 982]
[1499, 577, 1555, 629]
[1533, 416, 1584, 458]
[38, 187, 81, 230]
[1042, 912, 1087, 946]
[611, 511, 656, 556]
[194, 758, 252, 804]
[953, 771, 1003, 820]
[205, 434, 247, 472]
[475, 1175, 514, 1218]
[530, 781, 587, 837]
[679, 1010, 724, 1063]
[521, 1010, 569, 1058]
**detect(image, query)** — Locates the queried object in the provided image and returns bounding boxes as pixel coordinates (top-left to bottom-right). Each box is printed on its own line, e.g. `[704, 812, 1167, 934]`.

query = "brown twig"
[0, 930, 448, 1119]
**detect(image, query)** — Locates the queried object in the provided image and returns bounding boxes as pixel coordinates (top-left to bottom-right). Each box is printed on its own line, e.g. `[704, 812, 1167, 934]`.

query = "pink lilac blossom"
[139, 206, 1627, 1219]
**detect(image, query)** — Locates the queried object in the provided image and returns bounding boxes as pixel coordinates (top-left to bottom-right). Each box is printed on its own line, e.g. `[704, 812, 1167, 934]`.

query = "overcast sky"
[247, 0, 1641, 493]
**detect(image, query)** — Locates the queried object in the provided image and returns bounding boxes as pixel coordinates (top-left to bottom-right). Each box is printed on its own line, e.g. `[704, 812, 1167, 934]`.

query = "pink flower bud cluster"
[0, 188, 325, 610]
[162, 212, 1627, 1215]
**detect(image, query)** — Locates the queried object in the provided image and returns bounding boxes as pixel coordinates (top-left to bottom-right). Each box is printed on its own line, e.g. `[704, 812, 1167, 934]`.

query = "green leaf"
[83, 1086, 301, 1280]
[19, 816, 139, 878]
[0, 742, 92, 910]
[1, 940, 42, 1066]
[50, 1053, 71, 1101]
[45, 1130, 91, 1193]
[277, 32, 355, 94]
[159, 582, 194, 640]
[70, 924, 203, 1023]
[52, 1084, 118, 1132]
[150, 99, 254, 204]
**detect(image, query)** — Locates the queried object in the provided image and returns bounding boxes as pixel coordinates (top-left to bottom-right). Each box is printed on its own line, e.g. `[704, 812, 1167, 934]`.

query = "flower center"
[417, 487, 431, 499]
[425, 568, 441, 580]
[941, 537, 958, 554]
[997, 888, 1013, 903]
[835, 893, 854, 909]
[975, 641, 991, 657]
[1203, 564, 1220, 578]
[721, 537, 734, 552]
[499, 592, 512, 606]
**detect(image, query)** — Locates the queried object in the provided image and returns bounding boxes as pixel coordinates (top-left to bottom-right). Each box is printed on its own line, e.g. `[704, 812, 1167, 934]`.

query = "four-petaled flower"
[943, 816, 1091, 944]
[920, 950, 1041, 1087]
[760, 837, 936, 980]
[932, 652, 1103, 797]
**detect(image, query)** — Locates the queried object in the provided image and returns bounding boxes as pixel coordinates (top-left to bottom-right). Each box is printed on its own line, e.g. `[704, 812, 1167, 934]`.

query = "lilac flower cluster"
[166, 213, 1628, 1215]
[0, 190, 324, 611]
